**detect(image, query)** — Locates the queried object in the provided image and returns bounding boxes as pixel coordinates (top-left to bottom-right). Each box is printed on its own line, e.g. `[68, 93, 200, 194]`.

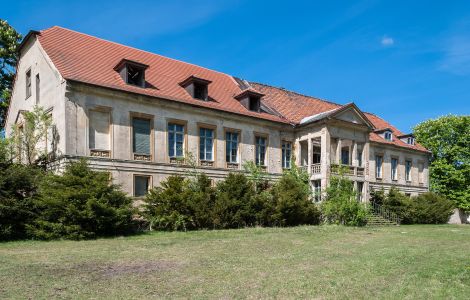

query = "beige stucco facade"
[6, 37, 430, 199]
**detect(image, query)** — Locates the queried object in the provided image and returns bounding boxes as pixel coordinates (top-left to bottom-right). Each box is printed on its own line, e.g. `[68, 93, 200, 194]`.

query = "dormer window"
[248, 96, 260, 112]
[193, 82, 208, 100]
[179, 76, 211, 101]
[407, 137, 415, 145]
[384, 131, 392, 141]
[235, 89, 264, 113]
[114, 59, 149, 88]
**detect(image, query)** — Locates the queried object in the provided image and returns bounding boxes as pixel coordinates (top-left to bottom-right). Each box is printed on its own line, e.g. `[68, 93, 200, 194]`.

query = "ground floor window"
[134, 175, 150, 197]
[356, 181, 364, 202]
[312, 180, 321, 202]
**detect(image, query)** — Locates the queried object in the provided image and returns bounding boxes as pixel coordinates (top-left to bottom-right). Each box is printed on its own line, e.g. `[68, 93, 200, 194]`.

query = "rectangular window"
[134, 175, 150, 197]
[357, 148, 363, 167]
[356, 182, 364, 202]
[391, 158, 398, 180]
[405, 160, 412, 181]
[313, 180, 321, 202]
[199, 128, 214, 161]
[226, 131, 239, 163]
[168, 123, 185, 157]
[26, 69, 32, 99]
[255, 136, 267, 166]
[341, 148, 350, 165]
[89, 110, 110, 150]
[281, 141, 292, 169]
[35, 74, 40, 104]
[132, 118, 151, 155]
[375, 155, 383, 178]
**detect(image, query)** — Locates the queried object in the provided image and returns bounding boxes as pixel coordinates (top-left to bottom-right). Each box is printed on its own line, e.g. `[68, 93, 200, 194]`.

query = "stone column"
[352, 141, 358, 166]
[336, 138, 342, 164]
[321, 127, 331, 191]
[307, 137, 312, 174]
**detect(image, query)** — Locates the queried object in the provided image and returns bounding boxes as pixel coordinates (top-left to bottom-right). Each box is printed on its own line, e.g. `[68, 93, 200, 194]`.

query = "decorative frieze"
[226, 162, 239, 170]
[134, 153, 152, 161]
[200, 160, 214, 167]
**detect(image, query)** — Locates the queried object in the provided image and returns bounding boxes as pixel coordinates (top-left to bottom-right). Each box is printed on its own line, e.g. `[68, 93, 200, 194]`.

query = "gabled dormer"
[179, 75, 212, 101]
[235, 89, 264, 113]
[398, 134, 415, 145]
[375, 128, 393, 141]
[114, 59, 149, 88]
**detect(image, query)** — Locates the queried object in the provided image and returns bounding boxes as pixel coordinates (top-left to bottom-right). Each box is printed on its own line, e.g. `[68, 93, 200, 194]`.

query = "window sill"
[169, 157, 185, 165]
[199, 160, 214, 167]
[376, 177, 382, 181]
[134, 153, 152, 161]
[90, 149, 111, 158]
[226, 162, 239, 170]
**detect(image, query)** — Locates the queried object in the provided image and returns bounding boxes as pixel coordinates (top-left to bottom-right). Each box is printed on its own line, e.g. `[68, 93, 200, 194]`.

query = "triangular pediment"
[330, 103, 375, 129]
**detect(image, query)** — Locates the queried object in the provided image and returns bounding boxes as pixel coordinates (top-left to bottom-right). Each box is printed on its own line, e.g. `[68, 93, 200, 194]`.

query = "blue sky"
[3, 0, 470, 132]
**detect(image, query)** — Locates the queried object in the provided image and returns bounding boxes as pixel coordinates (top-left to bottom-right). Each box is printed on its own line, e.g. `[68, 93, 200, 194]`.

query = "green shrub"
[0, 163, 43, 240]
[27, 159, 135, 240]
[144, 175, 194, 231]
[271, 168, 320, 226]
[213, 173, 256, 228]
[322, 176, 369, 226]
[407, 193, 454, 224]
[378, 188, 454, 224]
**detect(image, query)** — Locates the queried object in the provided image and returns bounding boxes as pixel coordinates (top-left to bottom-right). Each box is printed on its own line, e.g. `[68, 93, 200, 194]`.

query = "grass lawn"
[0, 225, 469, 299]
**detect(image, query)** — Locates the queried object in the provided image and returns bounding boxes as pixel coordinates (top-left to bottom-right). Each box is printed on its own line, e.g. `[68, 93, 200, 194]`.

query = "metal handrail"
[369, 201, 401, 225]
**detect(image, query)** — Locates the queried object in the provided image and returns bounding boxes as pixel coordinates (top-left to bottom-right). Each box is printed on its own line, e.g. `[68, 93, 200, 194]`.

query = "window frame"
[224, 128, 241, 168]
[25, 68, 32, 99]
[130, 112, 154, 161]
[35, 73, 40, 104]
[405, 159, 412, 182]
[193, 82, 208, 101]
[88, 106, 113, 158]
[254, 133, 268, 168]
[167, 119, 187, 161]
[281, 140, 293, 169]
[133, 174, 152, 197]
[384, 131, 393, 141]
[197, 123, 216, 165]
[375, 155, 383, 179]
[248, 96, 261, 112]
[312, 180, 322, 202]
[391, 157, 398, 181]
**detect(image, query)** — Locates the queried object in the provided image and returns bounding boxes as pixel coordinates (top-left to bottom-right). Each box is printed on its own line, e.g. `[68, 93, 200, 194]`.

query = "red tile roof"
[35, 26, 428, 153]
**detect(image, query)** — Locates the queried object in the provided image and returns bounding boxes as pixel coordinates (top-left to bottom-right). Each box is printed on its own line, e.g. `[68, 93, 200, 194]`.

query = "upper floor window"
[406, 137, 415, 145]
[341, 147, 350, 165]
[255, 136, 267, 166]
[405, 160, 412, 181]
[132, 117, 151, 159]
[384, 131, 392, 141]
[89, 110, 111, 155]
[114, 59, 148, 88]
[235, 89, 264, 112]
[179, 76, 211, 101]
[375, 155, 383, 178]
[226, 131, 239, 164]
[25, 69, 32, 99]
[35, 74, 40, 104]
[282, 141, 292, 169]
[391, 157, 398, 181]
[168, 123, 185, 158]
[357, 147, 363, 167]
[199, 127, 214, 161]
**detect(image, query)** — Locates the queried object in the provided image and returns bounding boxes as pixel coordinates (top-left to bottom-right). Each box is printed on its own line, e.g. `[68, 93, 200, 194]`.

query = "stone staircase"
[367, 214, 399, 226]
[367, 202, 401, 226]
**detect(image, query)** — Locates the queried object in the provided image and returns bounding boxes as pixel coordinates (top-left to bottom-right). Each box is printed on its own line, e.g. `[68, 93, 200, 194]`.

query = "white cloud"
[381, 36, 394, 46]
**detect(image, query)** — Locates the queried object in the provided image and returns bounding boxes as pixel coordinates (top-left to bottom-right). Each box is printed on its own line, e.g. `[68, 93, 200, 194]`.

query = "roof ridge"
[42, 26, 235, 79]
[249, 81, 343, 107]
